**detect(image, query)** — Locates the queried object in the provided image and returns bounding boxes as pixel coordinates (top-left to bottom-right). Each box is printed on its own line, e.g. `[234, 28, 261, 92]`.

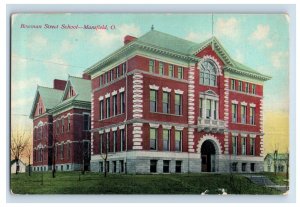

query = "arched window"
[200, 60, 218, 86]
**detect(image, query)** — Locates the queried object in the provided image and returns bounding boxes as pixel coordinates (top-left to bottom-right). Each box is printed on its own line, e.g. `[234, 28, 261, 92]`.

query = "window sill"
[231, 122, 256, 126]
[98, 113, 125, 121]
[150, 112, 183, 117]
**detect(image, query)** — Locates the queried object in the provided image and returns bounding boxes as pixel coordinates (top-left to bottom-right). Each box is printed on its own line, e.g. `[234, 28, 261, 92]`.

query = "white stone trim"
[231, 132, 238, 136]
[99, 130, 104, 134]
[112, 127, 117, 131]
[105, 93, 110, 98]
[105, 128, 111, 133]
[119, 125, 125, 130]
[199, 55, 223, 75]
[149, 84, 159, 90]
[98, 96, 104, 101]
[119, 87, 125, 93]
[162, 87, 171, 92]
[250, 134, 257, 138]
[250, 103, 256, 107]
[241, 101, 247, 106]
[231, 100, 239, 104]
[162, 125, 172, 129]
[112, 90, 117, 96]
[133, 123, 143, 127]
[149, 123, 159, 128]
[241, 133, 248, 137]
[174, 126, 184, 131]
[196, 134, 223, 154]
[174, 89, 184, 94]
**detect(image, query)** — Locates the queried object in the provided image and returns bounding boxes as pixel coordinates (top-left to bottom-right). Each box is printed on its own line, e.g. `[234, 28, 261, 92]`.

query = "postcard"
[10, 13, 289, 195]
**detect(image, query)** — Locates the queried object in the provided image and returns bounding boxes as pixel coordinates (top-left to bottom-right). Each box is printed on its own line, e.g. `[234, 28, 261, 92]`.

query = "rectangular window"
[62, 118, 64, 133]
[120, 160, 124, 173]
[163, 92, 170, 113]
[109, 70, 112, 81]
[120, 92, 125, 114]
[83, 114, 90, 130]
[163, 160, 170, 173]
[113, 161, 116, 173]
[250, 138, 255, 155]
[110, 69, 114, 81]
[204, 73, 210, 85]
[105, 72, 108, 83]
[150, 160, 157, 173]
[55, 145, 58, 160]
[100, 75, 103, 86]
[159, 62, 164, 75]
[206, 99, 211, 119]
[163, 129, 170, 151]
[99, 134, 103, 154]
[200, 72, 204, 84]
[120, 129, 126, 152]
[113, 131, 117, 153]
[68, 115, 71, 131]
[99, 100, 104, 120]
[231, 79, 236, 90]
[211, 74, 216, 86]
[149, 59, 155, 73]
[116, 66, 119, 78]
[67, 142, 71, 159]
[106, 132, 111, 152]
[150, 90, 157, 112]
[213, 101, 218, 120]
[250, 163, 255, 172]
[241, 137, 246, 155]
[178, 67, 183, 79]
[60, 144, 64, 159]
[122, 63, 126, 75]
[106, 97, 110, 118]
[175, 94, 182, 115]
[168, 65, 174, 77]
[175, 130, 182, 152]
[232, 162, 238, 172]
[241, 105, 247, 124]
[232, 104, 238, 123]
[252, 84, 256, 94]
[250, 107, 255, 125]
[242, 163, 246, 172]
[99, 162, 103, 172]
[113, 95, 117, 116]
[232, 136, 237, 155]
[245, 83, 249, 93]
[175, 160, 182, 173]
[238, 81, 242, 91]
[56, 121, 59, 135]
[150, 128, 157, 150]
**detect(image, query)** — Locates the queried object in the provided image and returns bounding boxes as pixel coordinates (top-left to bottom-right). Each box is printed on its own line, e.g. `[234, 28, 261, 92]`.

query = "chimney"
[53, 79, 67, 90]
[124, 35, 136, 45]
[82, 73, 91, 80]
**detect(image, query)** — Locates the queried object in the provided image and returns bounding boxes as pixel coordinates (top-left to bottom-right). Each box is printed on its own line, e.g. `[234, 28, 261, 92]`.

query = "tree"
[25, 142, 33, 176]
[11, 130, 30, 174]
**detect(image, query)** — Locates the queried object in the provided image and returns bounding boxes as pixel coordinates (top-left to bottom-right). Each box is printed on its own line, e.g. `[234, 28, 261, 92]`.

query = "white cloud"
[250, 25, 270, 40]
[59, 40, 75, 54]
[185, 32, 211, 43]
[233, 49, 245, 63]
[90, 23, 141, 47]
[271, 51, 289, 69]
[215, 18, 240, 39]
[11, 53, 28, 71]
[12, 77, 41, 95]
[11, 97, 33, 110]
[249, 24, 273, 48]
[26, 33, 48, 53]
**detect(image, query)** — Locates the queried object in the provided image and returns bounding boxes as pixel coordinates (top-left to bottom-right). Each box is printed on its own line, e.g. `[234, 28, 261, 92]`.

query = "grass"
[11, 172, 282, 195]
[262, 172, 289, 186]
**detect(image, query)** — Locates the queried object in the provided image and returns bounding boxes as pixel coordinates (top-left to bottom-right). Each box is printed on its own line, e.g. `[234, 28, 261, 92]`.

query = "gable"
[34, 94, 45, 117]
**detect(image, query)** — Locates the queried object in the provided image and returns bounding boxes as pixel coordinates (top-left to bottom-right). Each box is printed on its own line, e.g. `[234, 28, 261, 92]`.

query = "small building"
[11, 159, 26, 173]
[264, 153, 289, 173]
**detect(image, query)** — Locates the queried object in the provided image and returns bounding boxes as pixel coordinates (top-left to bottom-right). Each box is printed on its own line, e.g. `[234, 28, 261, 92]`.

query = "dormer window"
[200, 60, 218, 86]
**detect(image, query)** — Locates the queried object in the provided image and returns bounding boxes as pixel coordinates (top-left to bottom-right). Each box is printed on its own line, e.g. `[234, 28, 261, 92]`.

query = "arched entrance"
[201, 140, 216, 172]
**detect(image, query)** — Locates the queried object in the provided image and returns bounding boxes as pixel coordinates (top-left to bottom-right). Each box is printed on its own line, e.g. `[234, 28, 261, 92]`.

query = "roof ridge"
[38, 85, 65, 92]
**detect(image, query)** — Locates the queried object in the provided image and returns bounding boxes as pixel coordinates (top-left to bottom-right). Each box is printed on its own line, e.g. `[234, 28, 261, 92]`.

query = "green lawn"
[11, 172, 282, 194]
[262, 172, 289, 186]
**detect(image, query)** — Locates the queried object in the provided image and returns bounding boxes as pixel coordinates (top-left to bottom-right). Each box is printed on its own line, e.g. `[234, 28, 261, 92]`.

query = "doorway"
[201, 140, 216, 172]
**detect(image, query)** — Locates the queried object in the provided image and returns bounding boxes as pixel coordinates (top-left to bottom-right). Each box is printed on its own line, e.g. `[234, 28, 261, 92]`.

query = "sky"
[11, 13, 289, 154]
